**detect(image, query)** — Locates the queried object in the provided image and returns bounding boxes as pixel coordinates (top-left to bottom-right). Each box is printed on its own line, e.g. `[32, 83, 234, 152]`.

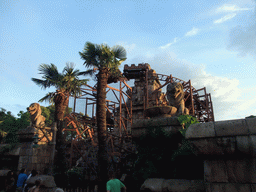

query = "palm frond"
[80, 42, 127, 77]
[63, 62, 80, 76]
[36, 63, 62, 88]
[38, 92, 55, 103]
[31, 78, 49, 89]
[112, 45, 127, 60]
[79, 42, 101, 68]
[39, 64, 59, 78]
[78, 69, 95, 77]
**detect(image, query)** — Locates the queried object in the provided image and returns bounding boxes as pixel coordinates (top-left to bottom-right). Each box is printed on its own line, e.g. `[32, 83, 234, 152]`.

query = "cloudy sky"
[0, 0, 255, 121]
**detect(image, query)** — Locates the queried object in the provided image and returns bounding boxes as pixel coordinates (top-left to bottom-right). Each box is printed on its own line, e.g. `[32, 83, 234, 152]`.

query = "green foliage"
[168, 115, 202, 178]
[32, 63, 88, 104]
[79, 42, 127, 82]
[41, 105, 72, 127]
[79, 42, 127, 69]
[54, 166, 90, 188]
[41, 105, 54, 126]
[0, 108, 29, 155]
[175, 115, 199, 156]
[178, 115, 199, 129]
[130, 115, 202, 182]
[0, 129, 7, 138]
[67, 167, 86, 187]
[0, 108, 30, 144]
[16, 110, 30, 129]
[131, 124, 182, 181]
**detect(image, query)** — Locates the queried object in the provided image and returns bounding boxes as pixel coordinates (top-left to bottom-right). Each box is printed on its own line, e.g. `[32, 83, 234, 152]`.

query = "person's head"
[35, 178, 42, 187]
[7, 171, 13, 178]
[108, 170, 115, 179]
[20, 168, 26, 174]
[55, 188, 64, 192]
[31, 169, 38, 177]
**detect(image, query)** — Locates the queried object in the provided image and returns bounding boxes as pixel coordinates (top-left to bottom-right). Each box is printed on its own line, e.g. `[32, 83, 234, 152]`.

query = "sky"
[0, 0, 256, 121]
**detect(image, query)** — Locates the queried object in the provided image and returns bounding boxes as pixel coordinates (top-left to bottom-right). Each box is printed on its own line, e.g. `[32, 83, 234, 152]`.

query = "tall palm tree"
[79, 42, 127, 190]
[32, 63, 88, 173]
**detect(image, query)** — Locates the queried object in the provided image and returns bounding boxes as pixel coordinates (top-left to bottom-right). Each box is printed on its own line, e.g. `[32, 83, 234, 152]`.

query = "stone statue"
[166, 82, 189, 116]
[27, 103, 46, 127]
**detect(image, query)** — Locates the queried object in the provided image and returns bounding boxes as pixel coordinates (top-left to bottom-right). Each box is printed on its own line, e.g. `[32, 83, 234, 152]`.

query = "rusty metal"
[123, 64, 214, 122]
[64, 63, 214, 169]
[64, 78, 133, 168]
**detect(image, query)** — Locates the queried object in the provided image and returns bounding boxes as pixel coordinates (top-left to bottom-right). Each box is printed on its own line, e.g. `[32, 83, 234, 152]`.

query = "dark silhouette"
[5, 171, 16, 192]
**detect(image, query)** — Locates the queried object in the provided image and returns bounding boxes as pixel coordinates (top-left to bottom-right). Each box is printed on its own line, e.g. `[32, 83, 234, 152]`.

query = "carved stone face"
[27, 103, 39, 115]
[167, 82, 183, 98]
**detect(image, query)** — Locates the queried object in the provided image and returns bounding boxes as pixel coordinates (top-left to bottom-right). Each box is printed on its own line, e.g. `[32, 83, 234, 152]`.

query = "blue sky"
[1, 0, 255, 121]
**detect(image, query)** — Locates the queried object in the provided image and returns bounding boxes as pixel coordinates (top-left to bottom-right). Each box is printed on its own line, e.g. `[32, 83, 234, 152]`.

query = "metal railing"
[62, 186, 97, 192]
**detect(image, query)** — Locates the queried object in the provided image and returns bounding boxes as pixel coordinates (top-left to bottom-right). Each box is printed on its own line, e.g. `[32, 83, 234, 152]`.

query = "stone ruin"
[12, 103, 54, 174]
[0, 63, 223, 191]
[125, 64, 168, 121]
[125, 64, 256, 192]
[123, 64, 187, 138]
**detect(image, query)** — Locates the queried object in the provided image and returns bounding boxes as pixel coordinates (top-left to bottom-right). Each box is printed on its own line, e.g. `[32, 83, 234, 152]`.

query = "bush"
[130, 115, 203, 184]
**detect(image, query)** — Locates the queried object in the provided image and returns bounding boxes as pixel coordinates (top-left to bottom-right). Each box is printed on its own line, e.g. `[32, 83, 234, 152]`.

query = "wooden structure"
[64, 63, 214, 169]
[64, 78, 133, 170]
[123, 63, 214, 122]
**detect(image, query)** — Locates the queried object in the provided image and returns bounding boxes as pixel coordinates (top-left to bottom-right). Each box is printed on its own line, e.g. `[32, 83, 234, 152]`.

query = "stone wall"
[18, 143, 52, 173]
[17, 126, 54, 174]
[186, 117, 256, 192]
[126, 64, 168, 123]
[132, 116, 182, 138]
[140, 179, 205, 192]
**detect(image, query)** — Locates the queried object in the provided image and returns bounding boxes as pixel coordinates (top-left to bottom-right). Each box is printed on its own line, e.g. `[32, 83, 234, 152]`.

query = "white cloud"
[160, 38, 178, 49]
[115, 42, 136, 53]
[191, 71, 256, 120]
[192, 74, 241, 102]
[159, 28, 200, 49]
[228, 7, 256, 58]
[216, 4, 253, 13]
[214, 13, 237, 24]
[228, 24, 256, 57]
[185, 27, 199, 37]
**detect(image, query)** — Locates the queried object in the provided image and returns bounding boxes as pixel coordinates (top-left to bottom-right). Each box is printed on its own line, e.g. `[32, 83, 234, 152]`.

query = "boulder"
[25, 175, 65, 192]
[140, 178, 205, 192]
[140, 179, 165, 192]
[26, 175, 56, 187]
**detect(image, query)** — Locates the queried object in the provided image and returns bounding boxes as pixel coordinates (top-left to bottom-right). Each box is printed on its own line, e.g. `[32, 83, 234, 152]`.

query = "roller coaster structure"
[63, 63, 214, 169]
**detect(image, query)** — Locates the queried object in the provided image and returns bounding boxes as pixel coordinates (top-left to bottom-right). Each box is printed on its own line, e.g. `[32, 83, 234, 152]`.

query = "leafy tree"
[31, 63, 88, 175]
[0, 108, 30, 155]
[40, 105, 72, 127]
[41, 106, 53, 127]
[16, 110, 30, 129]
[79, 42, 127, 191]
[0, 108, 19, 144]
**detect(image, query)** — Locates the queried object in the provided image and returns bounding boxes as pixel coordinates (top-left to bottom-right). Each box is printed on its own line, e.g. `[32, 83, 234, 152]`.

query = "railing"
[62, 186, 97, 192]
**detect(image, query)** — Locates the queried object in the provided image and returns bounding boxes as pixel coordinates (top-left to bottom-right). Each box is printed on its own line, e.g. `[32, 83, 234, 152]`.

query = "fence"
[62, 186, 98, 192]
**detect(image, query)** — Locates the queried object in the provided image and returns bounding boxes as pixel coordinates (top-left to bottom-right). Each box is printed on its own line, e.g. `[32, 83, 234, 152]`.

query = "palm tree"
[32, 63, 88, 173]
[79, 42, 127, 190]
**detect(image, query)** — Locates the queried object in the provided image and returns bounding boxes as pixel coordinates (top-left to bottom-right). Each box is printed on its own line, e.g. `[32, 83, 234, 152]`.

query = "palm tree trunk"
[54, 92, 69, 174]
[97, 67, 109, 191]
[54, 92, 67, 147]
